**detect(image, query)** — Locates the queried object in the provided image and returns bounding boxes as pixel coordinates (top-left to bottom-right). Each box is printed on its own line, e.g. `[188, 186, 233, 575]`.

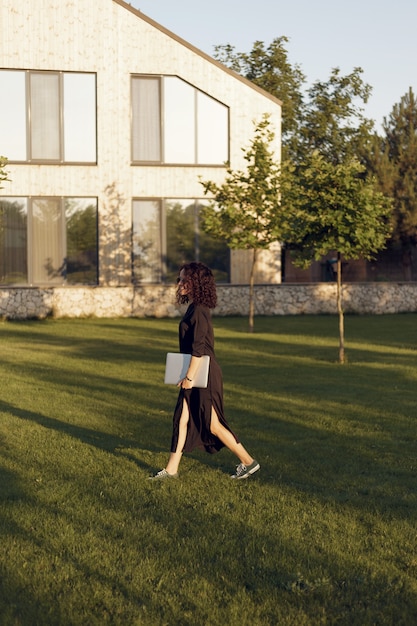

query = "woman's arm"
[178, 355, 201, 389]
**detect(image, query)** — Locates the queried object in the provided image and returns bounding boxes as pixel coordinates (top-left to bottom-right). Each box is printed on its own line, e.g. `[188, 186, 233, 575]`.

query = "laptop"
[164, 353, 210, 388]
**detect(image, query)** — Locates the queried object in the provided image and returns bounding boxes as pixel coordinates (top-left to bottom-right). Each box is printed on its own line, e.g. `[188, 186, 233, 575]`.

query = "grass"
[0, 314, 416, 625]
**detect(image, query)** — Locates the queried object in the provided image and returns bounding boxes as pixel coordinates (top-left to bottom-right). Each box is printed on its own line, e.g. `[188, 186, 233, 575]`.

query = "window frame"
[132, 197, 230, 284]
[0, 196, 99, 286]
[131, 74, 230, 166]
[0, 69, 97, 165]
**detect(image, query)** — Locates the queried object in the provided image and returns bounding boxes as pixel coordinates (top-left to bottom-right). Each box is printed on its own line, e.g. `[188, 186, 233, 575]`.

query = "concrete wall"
[1, 283, 417, 320]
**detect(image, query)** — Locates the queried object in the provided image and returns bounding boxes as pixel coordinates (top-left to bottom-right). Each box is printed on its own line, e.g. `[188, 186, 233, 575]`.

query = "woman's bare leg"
[165, 400, 190, 475]
[210, 407, 254, 466]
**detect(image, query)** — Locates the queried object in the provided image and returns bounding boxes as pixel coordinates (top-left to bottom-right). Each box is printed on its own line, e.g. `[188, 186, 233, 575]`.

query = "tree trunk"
[337, 251, 345, 364]
[248, 249, 257, 333]
[401, 245, 413, 281]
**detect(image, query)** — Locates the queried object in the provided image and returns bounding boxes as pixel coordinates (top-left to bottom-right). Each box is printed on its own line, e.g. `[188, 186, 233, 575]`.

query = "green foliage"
[164, 202, 230, 283]
[65, 202, 98, 284]
[282, 154, 392, 268]
[0, 199, 27, 284]
[276, 67, 392, 361]
[215, 38, 417, 270]
[200, 115, 283, 331]
[166, 201, 196, 275]
[276, 68, 391, 362]
[200, 115, 282, 249]
[0, 156, 10, 188]
[66, 202, 97, 256]
[295, 67, 374, 165]
[0, 316, 416, 625]
[214, 38, 305, 145]
[366, 87, 417, 246]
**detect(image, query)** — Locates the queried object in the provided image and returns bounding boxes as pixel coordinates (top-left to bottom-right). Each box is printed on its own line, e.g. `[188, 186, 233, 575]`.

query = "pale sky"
[130, 0, 417, 130]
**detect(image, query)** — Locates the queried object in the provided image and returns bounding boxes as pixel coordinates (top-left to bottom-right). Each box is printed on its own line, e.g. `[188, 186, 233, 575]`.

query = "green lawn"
[0, 314, 416, 625]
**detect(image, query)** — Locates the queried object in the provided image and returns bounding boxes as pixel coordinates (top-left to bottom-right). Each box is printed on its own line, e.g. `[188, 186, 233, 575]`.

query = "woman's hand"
[178, 377, 193, 390]
[178, 356, 200, 389]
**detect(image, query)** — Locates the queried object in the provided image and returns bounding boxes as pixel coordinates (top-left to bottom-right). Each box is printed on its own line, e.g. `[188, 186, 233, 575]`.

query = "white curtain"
[30, 73, 60, 160]
[31, 199, 64, 284]
[132, 78, 161, 162]
[132, 200, 161, 282]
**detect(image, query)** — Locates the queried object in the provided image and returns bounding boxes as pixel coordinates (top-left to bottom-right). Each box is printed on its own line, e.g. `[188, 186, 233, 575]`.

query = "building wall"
[1, 0, 282, 286]
[231, 243, 282, 284]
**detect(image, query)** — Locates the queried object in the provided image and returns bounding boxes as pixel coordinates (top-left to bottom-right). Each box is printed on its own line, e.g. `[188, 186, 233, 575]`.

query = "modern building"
[0, 0, 282, 316]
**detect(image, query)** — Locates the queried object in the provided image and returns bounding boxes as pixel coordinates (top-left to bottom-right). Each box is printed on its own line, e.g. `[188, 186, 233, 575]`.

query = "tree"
[283, 154, 392, 362]
[296, 67, 374, 164]
[214, 38, 305, 152]
[214, 43, 393, 353]
[200, 115, 282, 332]
[0, 156, 10, 189]
[365, 88, 417, 277]
[281, 68, 393, 361]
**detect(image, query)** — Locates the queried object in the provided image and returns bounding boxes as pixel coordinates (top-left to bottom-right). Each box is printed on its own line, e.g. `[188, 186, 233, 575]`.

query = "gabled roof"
[113, 0, 282, 107]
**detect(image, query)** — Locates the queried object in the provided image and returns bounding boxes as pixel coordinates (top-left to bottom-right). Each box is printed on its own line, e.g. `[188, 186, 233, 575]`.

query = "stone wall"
[1, 283, 417, 320]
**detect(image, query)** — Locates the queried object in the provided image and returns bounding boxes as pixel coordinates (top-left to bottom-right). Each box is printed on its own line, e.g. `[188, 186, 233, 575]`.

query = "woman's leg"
[210, 407, 254, 466]
[165, 399, 190, 475]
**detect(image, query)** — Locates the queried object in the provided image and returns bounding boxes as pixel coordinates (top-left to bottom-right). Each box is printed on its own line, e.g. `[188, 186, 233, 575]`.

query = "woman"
[149, 262, 260, 480]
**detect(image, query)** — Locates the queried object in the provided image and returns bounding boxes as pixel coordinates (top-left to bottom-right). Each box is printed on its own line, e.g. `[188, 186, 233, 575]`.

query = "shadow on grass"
[2, 319, 417, 510]
[1, 315, 417, 623]
[2, 435, 412, 626]
[0, 399, 162, 476]
[2, 315, 416, 523]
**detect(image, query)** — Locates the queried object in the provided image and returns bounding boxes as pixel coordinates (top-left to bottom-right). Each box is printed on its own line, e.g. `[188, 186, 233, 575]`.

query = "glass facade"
[0, 198, 98, 286]
[131, 76, 229, 165]
[0, 69, 231, 287]
[0, 70, 97, 163]
[0, 198, 28, 285]
[132, 199, 230, 283]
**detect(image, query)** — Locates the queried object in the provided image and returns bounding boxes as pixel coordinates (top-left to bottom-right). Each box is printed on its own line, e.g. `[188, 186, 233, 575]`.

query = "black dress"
[170, 303, 239, 454]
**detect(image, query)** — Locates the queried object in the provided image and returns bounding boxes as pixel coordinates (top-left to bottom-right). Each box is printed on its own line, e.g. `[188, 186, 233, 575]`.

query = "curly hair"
[176, 262, 217, 308]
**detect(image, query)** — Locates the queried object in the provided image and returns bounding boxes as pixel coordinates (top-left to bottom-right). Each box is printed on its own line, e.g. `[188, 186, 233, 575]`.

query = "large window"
[131, 76, 229, 165]
[132, 199, 229, 283]
[0, 197, 98, 285]
[0, 70, 97, 163]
